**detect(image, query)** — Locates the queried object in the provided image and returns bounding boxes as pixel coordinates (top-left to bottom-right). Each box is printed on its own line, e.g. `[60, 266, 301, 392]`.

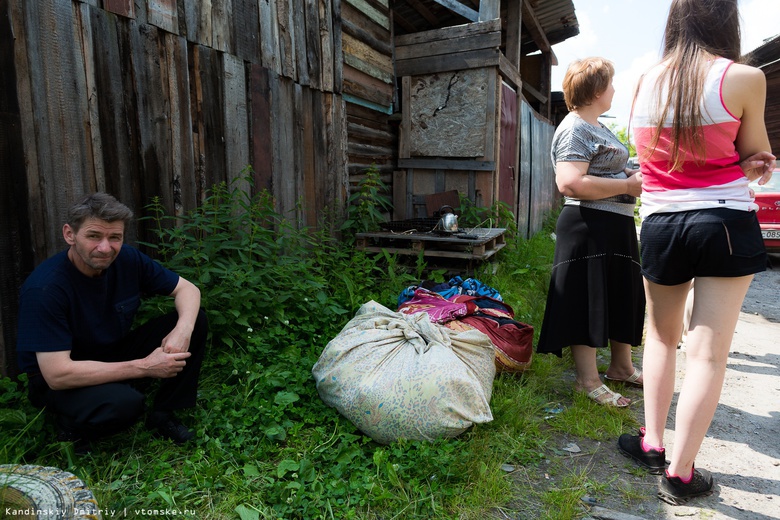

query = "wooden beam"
[521, 0, 551, 54]
[478, 0, 499, 21]
[505, 0, 522, 68]
[395, 19, 500, 46]
[431, 0, 478, 22]
[395, 47, 500, 76]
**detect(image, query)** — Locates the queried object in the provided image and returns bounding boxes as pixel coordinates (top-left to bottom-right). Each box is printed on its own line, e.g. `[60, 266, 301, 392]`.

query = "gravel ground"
[505, 255, 780, 520]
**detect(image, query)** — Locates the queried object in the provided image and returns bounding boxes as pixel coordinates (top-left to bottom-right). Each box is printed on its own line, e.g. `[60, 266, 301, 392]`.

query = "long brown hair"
[644, 0, 742, 171]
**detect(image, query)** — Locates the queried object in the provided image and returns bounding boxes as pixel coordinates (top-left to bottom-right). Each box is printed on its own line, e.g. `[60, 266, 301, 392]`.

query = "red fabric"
[460, 316, 533, 373]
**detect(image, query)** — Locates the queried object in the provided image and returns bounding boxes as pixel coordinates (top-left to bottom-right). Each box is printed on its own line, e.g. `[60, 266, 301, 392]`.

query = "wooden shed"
[390, 0, 578, 238]
[746, 34, 780, 156]
[0, 0, 579, 375]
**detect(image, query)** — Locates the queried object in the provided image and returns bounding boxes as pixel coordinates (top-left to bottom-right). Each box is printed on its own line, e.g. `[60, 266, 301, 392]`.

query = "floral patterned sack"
[312, 301, 496, 444]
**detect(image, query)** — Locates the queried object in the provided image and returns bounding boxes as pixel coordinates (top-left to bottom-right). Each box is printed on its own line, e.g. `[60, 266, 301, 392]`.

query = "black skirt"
[536, 205, 646, 356]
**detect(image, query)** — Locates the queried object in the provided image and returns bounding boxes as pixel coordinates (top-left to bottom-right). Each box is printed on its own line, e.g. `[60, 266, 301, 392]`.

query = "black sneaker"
[658, 467, 714, 505]
[147, 411, 195, 444]
[617, 433, 667, 474]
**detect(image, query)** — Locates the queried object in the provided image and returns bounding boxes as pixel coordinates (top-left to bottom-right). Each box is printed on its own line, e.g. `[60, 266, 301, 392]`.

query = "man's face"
[63, 218, 125, 276]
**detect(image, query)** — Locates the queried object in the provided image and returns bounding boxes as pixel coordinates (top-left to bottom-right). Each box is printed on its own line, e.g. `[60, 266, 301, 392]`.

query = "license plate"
[762, 230, 780, 239]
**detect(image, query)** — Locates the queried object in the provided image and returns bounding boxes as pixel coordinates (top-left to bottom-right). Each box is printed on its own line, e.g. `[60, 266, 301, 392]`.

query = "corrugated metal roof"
[391, 0, 579, 52]
[745, 34, 780, 68]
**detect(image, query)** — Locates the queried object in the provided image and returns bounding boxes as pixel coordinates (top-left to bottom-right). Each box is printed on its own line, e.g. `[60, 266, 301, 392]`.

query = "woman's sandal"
[604, 367, 643, 388]
[585, 384, 630, 407]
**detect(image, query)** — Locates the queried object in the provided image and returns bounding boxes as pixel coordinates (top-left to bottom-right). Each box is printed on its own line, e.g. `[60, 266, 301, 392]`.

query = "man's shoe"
[617, 433, 667, 474]
[55, 417, 92, 455]
[147, 411, 195, 444]
[657, 467, 714, 505]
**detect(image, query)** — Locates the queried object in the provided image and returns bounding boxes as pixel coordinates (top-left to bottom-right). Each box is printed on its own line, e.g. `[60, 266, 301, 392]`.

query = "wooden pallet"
[355, 228, 506, 260]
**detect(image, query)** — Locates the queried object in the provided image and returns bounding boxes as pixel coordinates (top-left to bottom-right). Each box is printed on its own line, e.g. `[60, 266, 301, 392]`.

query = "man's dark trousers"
[28, 310, 208, 439]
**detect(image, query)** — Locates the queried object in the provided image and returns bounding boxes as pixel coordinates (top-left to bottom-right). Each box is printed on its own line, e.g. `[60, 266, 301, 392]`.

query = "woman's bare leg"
[606, 340, 643, 383]
[667, 275, 753, 477]
[642, 280, 691, 449]
[572, 344, 631, 406]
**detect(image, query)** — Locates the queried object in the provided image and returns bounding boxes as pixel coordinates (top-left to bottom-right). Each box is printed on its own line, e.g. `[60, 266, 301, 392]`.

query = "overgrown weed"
[1, 180, 639, 519]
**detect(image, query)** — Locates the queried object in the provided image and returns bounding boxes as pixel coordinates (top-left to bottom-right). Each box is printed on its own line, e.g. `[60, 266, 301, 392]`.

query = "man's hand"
[141, 347, 191, 378]
[161, 327, 192, 354]
[740, 151, 776, 185]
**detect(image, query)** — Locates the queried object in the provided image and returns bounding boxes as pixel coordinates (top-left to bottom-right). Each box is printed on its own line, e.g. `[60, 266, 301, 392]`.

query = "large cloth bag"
[312, 301, 496, 444]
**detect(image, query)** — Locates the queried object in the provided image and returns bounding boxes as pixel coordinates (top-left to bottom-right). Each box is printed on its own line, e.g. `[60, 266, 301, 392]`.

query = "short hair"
[67, 192, 134, 232]
[561, 57, 615, 111]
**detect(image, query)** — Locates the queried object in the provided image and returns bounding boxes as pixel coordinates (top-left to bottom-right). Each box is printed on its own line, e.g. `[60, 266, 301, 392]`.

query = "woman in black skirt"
[536, 57, 645, 407]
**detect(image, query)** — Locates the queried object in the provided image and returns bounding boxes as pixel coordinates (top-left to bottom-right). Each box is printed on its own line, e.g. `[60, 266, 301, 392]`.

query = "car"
[751, 171, 780, 252]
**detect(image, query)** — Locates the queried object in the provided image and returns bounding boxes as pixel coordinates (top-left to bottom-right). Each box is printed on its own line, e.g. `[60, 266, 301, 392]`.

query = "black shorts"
[640, 208, 766, 285]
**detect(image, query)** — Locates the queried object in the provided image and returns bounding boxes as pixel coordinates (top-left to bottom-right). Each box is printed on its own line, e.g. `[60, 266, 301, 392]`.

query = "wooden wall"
[341, 0, 396, 197]
[0, 0, 397, 376]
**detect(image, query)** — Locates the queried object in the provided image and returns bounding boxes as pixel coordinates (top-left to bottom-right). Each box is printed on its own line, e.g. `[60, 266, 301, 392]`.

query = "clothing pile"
[397, 277, 533, 373]
[312, 300, 495, 444]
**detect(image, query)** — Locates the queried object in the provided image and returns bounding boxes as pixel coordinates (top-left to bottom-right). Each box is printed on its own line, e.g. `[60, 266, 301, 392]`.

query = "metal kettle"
[438, 205, 459, 232]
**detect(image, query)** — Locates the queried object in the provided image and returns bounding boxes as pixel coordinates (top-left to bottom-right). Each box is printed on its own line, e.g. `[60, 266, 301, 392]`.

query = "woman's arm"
[723, 63, 775, 184]
[556, 161, 643, 199]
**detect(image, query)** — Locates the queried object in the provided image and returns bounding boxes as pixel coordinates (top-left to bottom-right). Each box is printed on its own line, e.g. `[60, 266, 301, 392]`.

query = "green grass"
[1, 180, 642, 519]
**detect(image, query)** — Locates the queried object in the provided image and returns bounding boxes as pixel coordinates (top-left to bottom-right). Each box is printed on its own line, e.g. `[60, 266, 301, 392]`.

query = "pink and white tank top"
[632, 57, 755, 218]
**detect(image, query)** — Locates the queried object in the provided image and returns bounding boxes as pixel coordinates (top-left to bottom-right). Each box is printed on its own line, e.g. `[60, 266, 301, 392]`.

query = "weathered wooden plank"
[212, 0, 233, 54]
[304, 0, 322, 89]
[86, 6, 141, 220]
[166, 33, 196, 215]
[23, 0, 92, 255]
[277, 0, 297, 80]
[394, 19, 500, 46]
[223, 53, 250, 192]
[341, 18, 391, 58]
[484, 66, 498, 162]
[343, 0, 389, 30]
[341, 1, 391, 54]
[398, 158, 494, 171]
[498, 53, 522, 91]
[273, 76, 296, 217]
[342, 33, 393, 80]
[395, 48, 500, 76]
[343, 64, 393, 108]
[332, 0, 342, 92]
[505, 0, 522, 68]
[293, 0, 309, 86]
[346, 120, 393, 146]
[400, 75, 411, 159]
[183, 0, 212, 47]
[130, 21, 177, 214]
[249, 63, 273, 192]
[232, 0, 260, 63]
[297, 84, 315, 227]
[76, 3, 105, 194]
[148, 0, 178, 34]
[0, 0, 36, 376]
[104, 0, 134, 18]
[311, 89, 329, 217]
[258, 0, 280, 73]
[318, 0, 334, 91]
[191, 45, 227, 189]
[326, 93, 348, 222]
[394, 31, 500, 61]
[478, 0, 499, 21]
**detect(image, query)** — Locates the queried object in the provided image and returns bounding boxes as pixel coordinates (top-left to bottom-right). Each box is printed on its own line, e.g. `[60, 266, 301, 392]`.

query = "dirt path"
[588, 258, 780, 519]
[507, 258, 780, 520]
